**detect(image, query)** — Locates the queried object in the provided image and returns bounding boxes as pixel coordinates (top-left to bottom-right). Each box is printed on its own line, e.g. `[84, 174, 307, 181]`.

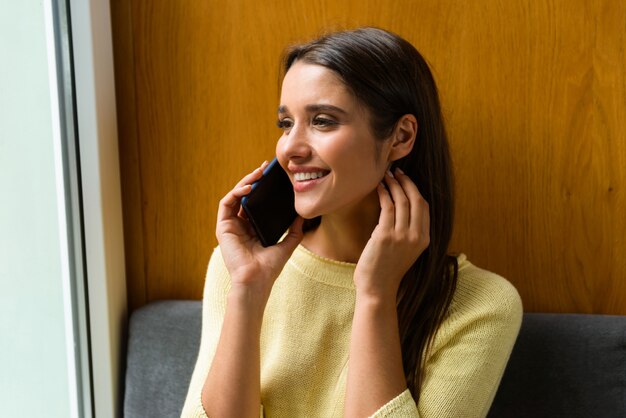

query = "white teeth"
[294, 171, 326, 181]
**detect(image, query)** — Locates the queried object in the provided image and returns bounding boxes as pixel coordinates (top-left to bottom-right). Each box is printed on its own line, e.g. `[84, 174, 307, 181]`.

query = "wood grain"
[111, 0, 626, 314]
[110, 0, 146, 310]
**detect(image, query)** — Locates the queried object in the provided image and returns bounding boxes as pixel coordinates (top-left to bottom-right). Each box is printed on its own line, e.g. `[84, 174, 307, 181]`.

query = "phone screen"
[241, 158, 297, 247]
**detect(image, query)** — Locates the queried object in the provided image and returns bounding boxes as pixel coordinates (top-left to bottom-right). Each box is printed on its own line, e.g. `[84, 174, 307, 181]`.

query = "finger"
[276, 216, 304, 252]
[234, 161, 267, 189]
[217, 184, 252, 221]
[376, 181, 395, 231]
[237, 205, 248, 220]
[383, 170, 410, 231]
[218, 160, 269, 221]
[235, 203, 256, 237]
[394, 167, 430, 241]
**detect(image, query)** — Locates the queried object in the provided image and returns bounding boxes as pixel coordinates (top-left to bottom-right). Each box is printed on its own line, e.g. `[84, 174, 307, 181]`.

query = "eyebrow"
[277, 104, 348, 115]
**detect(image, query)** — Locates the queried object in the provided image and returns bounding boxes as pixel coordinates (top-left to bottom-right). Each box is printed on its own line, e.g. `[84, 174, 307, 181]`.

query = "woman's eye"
[276, 119, 293, 130]
[312, 117, 337, 128]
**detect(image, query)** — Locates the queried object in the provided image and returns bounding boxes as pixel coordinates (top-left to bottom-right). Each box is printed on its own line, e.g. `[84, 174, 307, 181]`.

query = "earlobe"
[389, 114, 417, 161]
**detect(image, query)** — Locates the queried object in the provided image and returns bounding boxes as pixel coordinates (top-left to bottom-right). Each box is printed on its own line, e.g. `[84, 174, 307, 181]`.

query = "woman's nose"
[279, 123, 311, 160]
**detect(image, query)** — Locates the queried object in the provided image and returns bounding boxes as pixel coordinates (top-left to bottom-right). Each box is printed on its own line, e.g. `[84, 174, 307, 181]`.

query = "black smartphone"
[241, 158, 297, 247]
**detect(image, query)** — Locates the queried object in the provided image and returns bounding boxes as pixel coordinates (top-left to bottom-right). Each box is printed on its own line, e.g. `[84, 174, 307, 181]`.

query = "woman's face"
[276, 62, 392, 219]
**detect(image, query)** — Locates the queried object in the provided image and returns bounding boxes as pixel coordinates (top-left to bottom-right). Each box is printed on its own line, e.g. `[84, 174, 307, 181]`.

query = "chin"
[294, 199, 324, 220]
[295, 207, 321, 220]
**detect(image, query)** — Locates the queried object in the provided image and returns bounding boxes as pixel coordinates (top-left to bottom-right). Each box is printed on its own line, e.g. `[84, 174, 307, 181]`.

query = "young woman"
[182, 27, 522, 418]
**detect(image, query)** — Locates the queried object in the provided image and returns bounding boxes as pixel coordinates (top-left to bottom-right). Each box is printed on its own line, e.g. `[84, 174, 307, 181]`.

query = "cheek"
[275, 135, 283, 155]
[329, 139, 383, 178]
[275, 136, 288, 168]
[321, 135, 362, 167]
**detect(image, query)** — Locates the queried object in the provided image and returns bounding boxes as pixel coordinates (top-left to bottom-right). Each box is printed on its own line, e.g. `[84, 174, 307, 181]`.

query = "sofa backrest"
[487, 313, 626, 418]
[124, 301, 201, 418]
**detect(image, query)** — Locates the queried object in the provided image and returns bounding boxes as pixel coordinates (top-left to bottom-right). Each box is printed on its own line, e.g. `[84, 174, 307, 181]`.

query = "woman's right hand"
[216, 161, 304, 296]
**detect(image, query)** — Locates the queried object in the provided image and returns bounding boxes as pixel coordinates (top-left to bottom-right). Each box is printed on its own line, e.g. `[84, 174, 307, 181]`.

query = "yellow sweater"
[181, 245, 522, 417]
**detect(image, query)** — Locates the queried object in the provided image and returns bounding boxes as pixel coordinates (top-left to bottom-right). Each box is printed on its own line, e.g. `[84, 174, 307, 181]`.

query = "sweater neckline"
[288, 245, 357, 289]
[288, 244, 469, 289]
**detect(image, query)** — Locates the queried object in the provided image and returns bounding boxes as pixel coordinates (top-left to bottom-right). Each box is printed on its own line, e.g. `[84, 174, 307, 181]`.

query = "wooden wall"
[110, 0, 626, 314]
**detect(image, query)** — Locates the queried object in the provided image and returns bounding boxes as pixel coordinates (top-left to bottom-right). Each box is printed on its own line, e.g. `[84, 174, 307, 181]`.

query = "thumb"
[276, 216, 304, 252]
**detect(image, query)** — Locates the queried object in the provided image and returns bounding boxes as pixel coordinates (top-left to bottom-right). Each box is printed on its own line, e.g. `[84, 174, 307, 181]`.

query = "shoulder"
[418, 257, 524, 416]
[451, 254, 522, 317]
[434, 254, 523, 348]
[202, 246, 231, 301]
[206, 245, 227, 273]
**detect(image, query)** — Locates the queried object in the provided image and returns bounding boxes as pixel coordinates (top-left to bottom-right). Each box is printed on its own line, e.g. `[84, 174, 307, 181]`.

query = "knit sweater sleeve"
[180, 248, 265, 418]
[370, 264, 522, 418]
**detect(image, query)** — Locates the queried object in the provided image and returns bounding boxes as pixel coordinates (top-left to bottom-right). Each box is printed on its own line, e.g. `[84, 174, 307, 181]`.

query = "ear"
[388, 114, 417, 162]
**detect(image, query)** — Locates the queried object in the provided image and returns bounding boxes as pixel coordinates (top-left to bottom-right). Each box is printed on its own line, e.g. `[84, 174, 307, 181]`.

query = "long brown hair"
[282, 27, 458, 401]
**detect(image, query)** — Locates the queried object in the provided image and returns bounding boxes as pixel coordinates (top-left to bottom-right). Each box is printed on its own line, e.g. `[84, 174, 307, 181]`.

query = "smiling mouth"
[293, 171, 330, 181]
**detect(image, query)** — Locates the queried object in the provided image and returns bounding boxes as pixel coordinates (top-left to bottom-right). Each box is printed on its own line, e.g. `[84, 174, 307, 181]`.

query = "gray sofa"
[123, 300, 626, 418]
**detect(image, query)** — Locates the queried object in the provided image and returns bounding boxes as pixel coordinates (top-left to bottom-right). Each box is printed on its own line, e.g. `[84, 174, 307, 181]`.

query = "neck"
[302, 190, 380, 263]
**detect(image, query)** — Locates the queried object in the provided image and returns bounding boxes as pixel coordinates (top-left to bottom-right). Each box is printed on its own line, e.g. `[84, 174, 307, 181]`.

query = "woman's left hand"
[354, 167, 430, 301]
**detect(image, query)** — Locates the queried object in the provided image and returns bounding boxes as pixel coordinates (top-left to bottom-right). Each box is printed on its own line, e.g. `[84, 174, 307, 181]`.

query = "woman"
[182, 27, 522, 418]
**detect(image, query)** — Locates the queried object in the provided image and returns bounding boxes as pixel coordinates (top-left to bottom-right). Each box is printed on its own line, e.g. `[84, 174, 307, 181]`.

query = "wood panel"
[111, 0, 146, 309]
[111, 0, 626, 314]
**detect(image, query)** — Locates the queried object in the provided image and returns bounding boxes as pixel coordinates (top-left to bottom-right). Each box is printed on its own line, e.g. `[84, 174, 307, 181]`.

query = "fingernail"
[386, 169, 394, 178]
[396, 167, 404, 175]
